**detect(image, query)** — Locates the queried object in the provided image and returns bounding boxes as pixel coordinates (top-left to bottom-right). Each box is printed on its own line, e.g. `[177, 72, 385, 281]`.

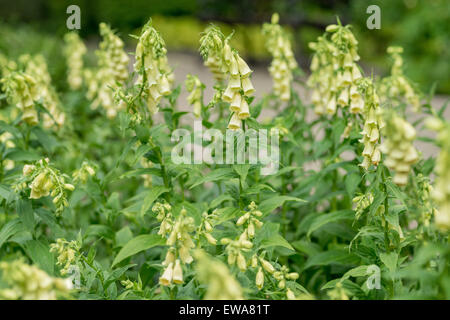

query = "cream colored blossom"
[185, 74, 204, 117]
[133, 19, 173, 115]
[425, 117, 450, 231]
[358, 78, 384, 170]
[63, 32, 86, 90]
[1, 71, 39, 125]
[20, 54, 65, 129]
[378, 46, 421, 112]
[199, 26, 255, 129]
[86, 23, 129, 118]
[194, 250, 244, 300]
[0, 260, 71, 300]
[380, 111, 419, 186]
[50, 239, 80, 275]
[263, 13, 298, 101]
[307, 23, 363, 115]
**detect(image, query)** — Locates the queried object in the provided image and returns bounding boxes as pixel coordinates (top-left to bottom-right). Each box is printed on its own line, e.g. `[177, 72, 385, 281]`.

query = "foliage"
[0, 14, 449, 300]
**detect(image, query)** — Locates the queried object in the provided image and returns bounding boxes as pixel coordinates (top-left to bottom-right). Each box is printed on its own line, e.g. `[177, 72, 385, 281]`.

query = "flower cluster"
[262, 13, 298, 101]
[20, 158, 74, 215]
[0, 259, 72, 300]
[198, 211, 218, 245]
[63, 32, 86, 90]
[86, 23, 129, 118]
[50, 239, 80, 275]
[221, 202, 263, 272]
[199, 26, 255, 129]
[378, 46, 421, 112]
[72, 161, 96, 184]
[380, 111, 419, 186]
[185, 74, 204, 118]
[425, 117, 450, 231]
[358, 78, 383, 170]
[1, 71, 39, 125]
[155, 205, 196, 286]
[194, 250, 244, 300]
[307, 23, 363, 115]
[133, 19, 173, 115]
[20, 54, 65, 129]
[200, 26, 227, 82]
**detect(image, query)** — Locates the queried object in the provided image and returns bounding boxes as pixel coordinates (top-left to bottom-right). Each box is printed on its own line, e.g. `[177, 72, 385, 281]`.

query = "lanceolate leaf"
[112, 234, 166, 267]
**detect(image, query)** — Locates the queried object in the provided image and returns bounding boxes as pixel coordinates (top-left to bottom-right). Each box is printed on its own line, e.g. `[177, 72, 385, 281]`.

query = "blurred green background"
[0, 0, 448, 93]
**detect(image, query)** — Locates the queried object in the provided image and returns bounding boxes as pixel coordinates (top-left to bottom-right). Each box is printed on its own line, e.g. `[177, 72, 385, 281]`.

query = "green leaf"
[304, 249, 359, 269]
[260, 233, 294, 251]
[379, 252, 398, 273]
[0, 184, 16, 203]
[140, 186, 169, 216]
[189, 168, 237, 189]
[119, 168, 162, 179]
[259, 196, 305, 215]
[23, 240, 55, 275]
[307, 210, 354, 237]
[209, 194, 234, 209]
[5, 149, 41, 161]
[233, 164, 250, 183]
[345, 173, 361, 197]
[0, 219, 23, 249]
[112, 234, 166, 267]
[16, 199, 35, 232]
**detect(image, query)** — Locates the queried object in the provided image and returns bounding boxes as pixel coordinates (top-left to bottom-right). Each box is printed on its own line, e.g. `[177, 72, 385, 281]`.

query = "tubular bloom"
[154, 205, 195, 286]
[19, 158, 74, 215]
[50, 239, 80, 275]
[358, 78, 384, 170]
[134, 19, 174, 115]
[185, 74, 204, 118]
[198, 211, 218, 245]
[1, 71, 39, 125]
[425, 117, 450, 231]
[307, 22, 363, 115]
[20, 54, 65, 129]
[378, 46, 421, 112]
[380, 111, 419, 186]
[199, 26, 255, 129]
[72, 161, 96, 184]
[263, 13, 298, 101]
[86, 23, 129, 118]
[221, 202, 263, 272]
[63, 32, 86, 90]
[194, 250, 244, 300]
[0, 260, 72, 300]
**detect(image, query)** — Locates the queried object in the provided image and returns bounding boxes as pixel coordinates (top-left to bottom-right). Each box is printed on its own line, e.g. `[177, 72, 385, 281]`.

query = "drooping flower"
[380, 111, 419, 186]
[20, 54, 65, 129]
[133, 19, 173, 115]
[378, 46, 421, 112]
[263, 13, 298, 101]
[425, 117, 450, 231]
[185, 74, 204, 118]
[358, 78, 384, 170]
[86, 23, 129, 118]
[1, 71, 39, 125]
[0, 260, 72, 300]
[63, 32, 86, 90]
[307, 22, 363, 115]
[199, 26, 255, 129]
[194, 250, 244, 300]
